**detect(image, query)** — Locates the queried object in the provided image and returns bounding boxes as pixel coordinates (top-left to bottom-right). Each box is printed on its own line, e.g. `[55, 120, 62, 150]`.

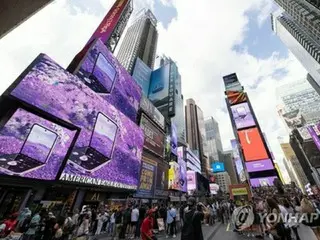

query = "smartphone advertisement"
[245, 159, 274, 172]
[71, 39, 142, 122]
[134, 157, 157, 198]
[250, 176, 278, 187]
[0, 109, 76, 180]
[10, 54, 144, 190]
[231, 102, 255, 129]
[178, 157, 187, 192]
[238, 128, 268, 161]
[170, 123, 178, 156]
[231, 140, 246, 182]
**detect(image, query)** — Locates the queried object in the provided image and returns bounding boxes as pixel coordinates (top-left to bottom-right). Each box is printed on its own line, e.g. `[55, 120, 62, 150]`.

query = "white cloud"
[0, 0, 308, 182]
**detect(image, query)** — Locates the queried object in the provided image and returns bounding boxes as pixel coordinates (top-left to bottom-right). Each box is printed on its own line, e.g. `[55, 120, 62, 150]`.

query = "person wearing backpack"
[181, 197, 204, 240]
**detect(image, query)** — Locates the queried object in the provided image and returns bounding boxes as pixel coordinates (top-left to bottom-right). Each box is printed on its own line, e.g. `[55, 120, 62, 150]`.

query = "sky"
[0, 0, 308, 182]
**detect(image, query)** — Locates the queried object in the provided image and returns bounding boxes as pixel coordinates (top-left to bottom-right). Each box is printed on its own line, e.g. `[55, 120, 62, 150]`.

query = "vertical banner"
[86, 0, 129, 46]
[168, 62, 176, 117]
[307, 126, 320, 151]
[134, 156, 157, 198]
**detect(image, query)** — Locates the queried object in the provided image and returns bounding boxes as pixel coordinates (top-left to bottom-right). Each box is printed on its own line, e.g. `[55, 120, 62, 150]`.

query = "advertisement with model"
[139, 96, 165, 130]
[187, 171, 196, 194]
[10, 54, 144, 190]
[0, 108, 77, 180]
[132, 58, 152, 96]
[69, 39, 142, 122]
[139, 114, 165, 157]
[155, 160, 169, 198]
[168, 161, 180, 190]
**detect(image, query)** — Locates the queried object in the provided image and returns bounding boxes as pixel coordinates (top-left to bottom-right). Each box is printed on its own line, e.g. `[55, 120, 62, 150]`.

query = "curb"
[207, 223, 222, 240]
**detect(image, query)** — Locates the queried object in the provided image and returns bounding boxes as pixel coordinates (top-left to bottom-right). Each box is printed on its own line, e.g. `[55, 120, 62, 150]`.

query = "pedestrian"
[42, 212, 56, 240]
[140, 209, 156, 240]
[76, 214, 89, 239]
[166, 205, 177, 238]
[181, 197, 204, 240]
[130, 205, 139, 239]
[265, 198, 287, 240]
[53, 218, 64, 240]
[22, 210, 42, 240]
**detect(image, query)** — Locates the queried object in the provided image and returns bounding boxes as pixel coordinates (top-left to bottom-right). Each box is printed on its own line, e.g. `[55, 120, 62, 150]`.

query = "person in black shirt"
[136, 204, 146, 237]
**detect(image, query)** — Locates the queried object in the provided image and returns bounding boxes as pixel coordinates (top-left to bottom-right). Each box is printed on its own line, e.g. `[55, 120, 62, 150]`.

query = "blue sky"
[153, 1, 177, 29]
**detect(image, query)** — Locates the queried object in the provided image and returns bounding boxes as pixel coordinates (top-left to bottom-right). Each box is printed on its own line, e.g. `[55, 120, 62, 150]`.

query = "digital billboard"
[132, 58, 152, 96]
[307, 126, 320, 151]
[170, 123, 178, 156]
[223, 73, 243, 92]
[178, 157, 187, 192]
[297, 125, 320, 140]
[186, 149, 201, 173]
[226, 91, 247, 105]
[250, 176, 278, 187]
[140, 96, 165, 130]
[10, 54, 144, 190]
[154, 160, 169, 198]
[238, 128, 268, 161]
[148, 64, 170, 106]
[0, 108, 76, 180]
[196, 172, 209, 194]
[187, 171, 196, 192]
[231, 139, 246, 182]
[168, 161, 180, 190]
[212, 162, 225, 173]
[210, 183, 219, 194]
[231, 102, 255, 129]
[245, 159, 274, 172]
[85, 0, 130, 46]
[71, 39, 142, 122]
[140, 114, 164, 157]
[134, 156, 157, 198]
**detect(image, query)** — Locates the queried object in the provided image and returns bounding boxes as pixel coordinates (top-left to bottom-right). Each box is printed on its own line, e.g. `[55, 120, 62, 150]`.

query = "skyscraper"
[185, 98, 208, 176]
[204, 117, 224, 164]
[117, 9, 158, 74]
[271, 8, 320, 93]
[0, 0, 53, 39]
[276, 78, 320, 131]
[223, 150, 239, 184]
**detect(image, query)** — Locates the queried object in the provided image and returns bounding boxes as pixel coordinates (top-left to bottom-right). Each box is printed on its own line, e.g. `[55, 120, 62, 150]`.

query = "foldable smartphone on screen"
[69, 112, 118, 172]
[80, 52, 117, 94]
[0, 124, 57, 174]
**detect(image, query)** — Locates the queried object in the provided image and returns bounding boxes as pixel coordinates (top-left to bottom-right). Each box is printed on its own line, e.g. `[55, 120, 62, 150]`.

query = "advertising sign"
[148, 64, 170, 106]
[223, 73, 243, 92]
[229, 184, 251, 200]
[231, 139, 246, 182]
[0, 108, 76, 180]
[155, 161, 169, 198]
[140, 96, 165, 130]
[187, 171, 196, 192]
[238, 128, 268, 161]
[196, 172, 209, 194]
[231, 102, 255, 129]
[307, 126, 320, 151]
[177, 146, 184, 159]
[250, 176, 278, 187]
[171, 123, 178, 156]
[71, 39, 142, 122]
[140, 114, 164, 157]
[168, 62, 177, 117]
[209, 183, 219, 194]
[212, 162, 225, 173]
[245, 159, 274, 172]
[134, 157, 157, 198]
[226, 91, 247, 105]
[168, 161, 180, 190]
[132, 58, 152, 96]
[10, 54, 144, 190]
[186, 149, 201, 173]
[179, 157, 187, 192]
[297, 125, 320, 140]
[85, 0, 129, 46]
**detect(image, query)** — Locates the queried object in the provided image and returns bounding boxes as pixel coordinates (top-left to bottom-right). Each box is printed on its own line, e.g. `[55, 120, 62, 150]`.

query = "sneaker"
[173, 234, 176, 238]
[166, 235, 169, 238]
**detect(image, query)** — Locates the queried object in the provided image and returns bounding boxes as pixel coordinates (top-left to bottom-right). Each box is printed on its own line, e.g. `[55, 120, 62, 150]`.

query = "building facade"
[204, 117, 224, 164]
[117, 9, 158, 74]
[213, 172, 231, 193]
[223, 150, 238, 184]
[271, 9, 320, 93]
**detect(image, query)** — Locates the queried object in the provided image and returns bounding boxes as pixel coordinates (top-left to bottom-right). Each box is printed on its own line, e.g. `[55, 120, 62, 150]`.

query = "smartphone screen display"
[92, 53, 116, 93]
[90, 113, 117, 158]
[237, 107, 246, 117]
[20, 125, 57, 163]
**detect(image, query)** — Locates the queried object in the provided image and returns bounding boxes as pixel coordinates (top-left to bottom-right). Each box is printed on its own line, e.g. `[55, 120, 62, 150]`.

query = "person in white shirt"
[130, 205, 139, 239]
[108, 209, 116, 237]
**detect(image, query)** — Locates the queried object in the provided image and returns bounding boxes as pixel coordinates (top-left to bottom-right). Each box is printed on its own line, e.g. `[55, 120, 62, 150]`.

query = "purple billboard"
[71, 39, 142, 122]
[231, 102, 255, 129]
[231, 139, 246, 182]
[245, 159, 274, 173]
[179, 157, 187, 192]
[307, 126, 320, 151]
[10, 54, 144, 189]
[0, 108, 76, 180]
[250, 176, 278, 187]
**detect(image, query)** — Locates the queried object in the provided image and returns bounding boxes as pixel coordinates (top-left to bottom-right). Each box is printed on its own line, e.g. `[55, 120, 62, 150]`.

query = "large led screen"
[226, 91, 247, 105]
[250, 176, 278, 187]
[238, 128, 268, 161]
[245, 159, 274, 172]
[140, 114, 164, 157]
[140, 96, 165, 130]
[307, 126, 320, 151]
[187, 171, 196, 192]
[71, 39, 142, 122]
[134, 157, 157, 198]
[231, 139, 246, 182]
[10, 54, 144, 189]
[132, 58, 152, 96]
[170, 123, 178, 156]
[231, 102, 255, 129]
[212, 162, 225, 173]
[0, 108, 76, 180]
[155, 160, 169, 198]
[148, 64, 170, 106]
[178, 157, 187, 192]
[168, 161, 180, 190]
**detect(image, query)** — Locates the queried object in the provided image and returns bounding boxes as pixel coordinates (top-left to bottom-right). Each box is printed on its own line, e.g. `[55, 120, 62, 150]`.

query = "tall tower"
[204, 117, 224, 164]
[271, 8, 320, 94]
[223, 73, 278, 187]
[117, 9, 158, 74]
